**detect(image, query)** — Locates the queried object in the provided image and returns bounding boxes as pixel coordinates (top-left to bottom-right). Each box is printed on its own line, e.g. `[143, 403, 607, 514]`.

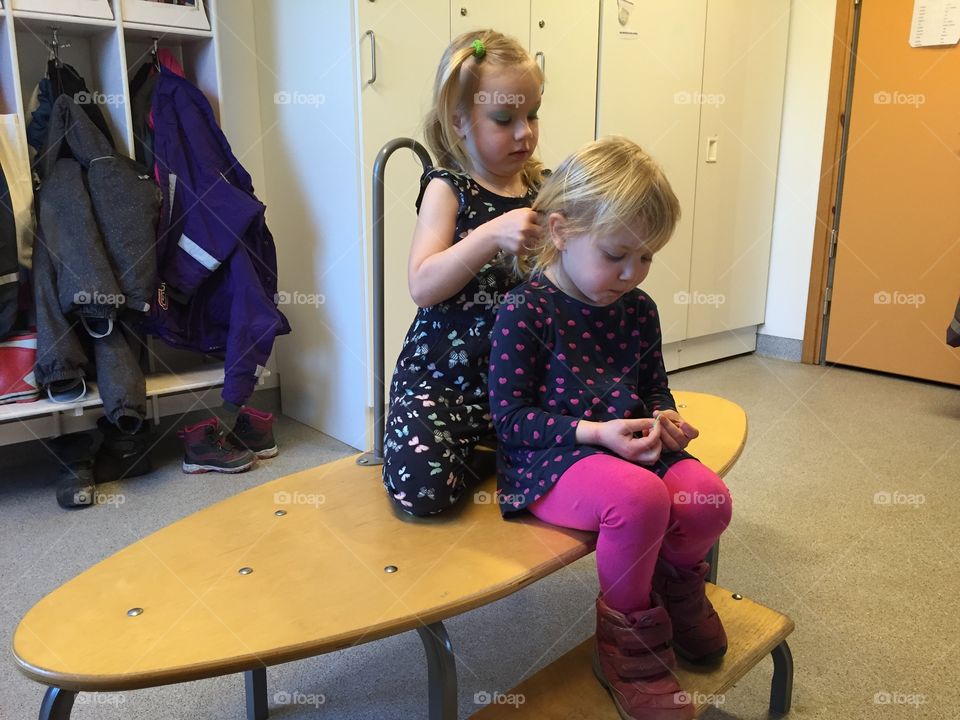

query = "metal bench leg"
[245, 668, 269, 720]
[705, 539, 719, 584]
[417, 621, 458, 720]
[769, 640, 793, 716]
[39, 687, 76, 720]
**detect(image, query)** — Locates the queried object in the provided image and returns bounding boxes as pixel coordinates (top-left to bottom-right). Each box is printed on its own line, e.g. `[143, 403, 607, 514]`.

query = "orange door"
[825, 0, 960, 384]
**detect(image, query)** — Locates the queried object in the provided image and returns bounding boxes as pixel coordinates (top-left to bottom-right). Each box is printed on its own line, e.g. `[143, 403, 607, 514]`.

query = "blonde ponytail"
[423, 29, 544, 187]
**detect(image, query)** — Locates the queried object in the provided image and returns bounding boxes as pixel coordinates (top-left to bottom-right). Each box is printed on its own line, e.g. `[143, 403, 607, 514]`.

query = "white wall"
[761, 0, 837, 340]
[215, 0, 267, 204]
[252, 0, 369, 450]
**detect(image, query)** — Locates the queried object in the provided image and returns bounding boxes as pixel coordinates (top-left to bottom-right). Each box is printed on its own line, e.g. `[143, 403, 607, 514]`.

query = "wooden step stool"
[472, 584, 794, 719]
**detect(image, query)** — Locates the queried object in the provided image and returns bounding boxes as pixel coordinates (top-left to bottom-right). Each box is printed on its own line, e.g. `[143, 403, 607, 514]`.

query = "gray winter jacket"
[33, 96, 160, 429]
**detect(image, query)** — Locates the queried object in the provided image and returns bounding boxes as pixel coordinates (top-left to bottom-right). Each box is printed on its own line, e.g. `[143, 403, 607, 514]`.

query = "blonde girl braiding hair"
[381, 28, 545, 517]
[424, 29, 545, 191]
[518, 135, 681, 278]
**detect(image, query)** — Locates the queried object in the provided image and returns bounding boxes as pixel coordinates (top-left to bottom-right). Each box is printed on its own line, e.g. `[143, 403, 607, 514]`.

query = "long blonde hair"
[423, 29, 545, 190]
[520, 136, 681, 277]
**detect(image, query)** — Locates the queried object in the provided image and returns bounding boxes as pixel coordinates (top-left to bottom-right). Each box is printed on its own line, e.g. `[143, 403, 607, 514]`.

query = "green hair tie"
[471, 39, 486, 59]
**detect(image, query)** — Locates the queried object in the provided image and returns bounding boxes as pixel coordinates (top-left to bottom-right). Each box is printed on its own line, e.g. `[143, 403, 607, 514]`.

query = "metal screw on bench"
[678, 403, 687, 408]
[239, 567, 254, 575]
[274, 510, 287, 516]
[384, 565, 398, 573]
[127, 607, 144, 617]
[732, 593, 743, 600]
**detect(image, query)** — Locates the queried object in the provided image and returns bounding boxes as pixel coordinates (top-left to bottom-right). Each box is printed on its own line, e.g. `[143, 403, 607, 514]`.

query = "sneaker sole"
[253, 445, 279, 459]
[0, 391, 40, 404]
[182, 460, 255, 474]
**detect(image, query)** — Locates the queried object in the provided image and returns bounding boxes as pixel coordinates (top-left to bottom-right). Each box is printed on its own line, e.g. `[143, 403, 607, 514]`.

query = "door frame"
[802, 0, 857, 364]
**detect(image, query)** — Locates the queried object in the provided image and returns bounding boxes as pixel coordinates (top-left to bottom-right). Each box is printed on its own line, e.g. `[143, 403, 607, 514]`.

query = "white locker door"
[359, 1, 451, 387]
[686, 0, 790, 340]
[530, 0, 600, 170]
[595, 0, 708, 346]
[450, 0, 530, 46]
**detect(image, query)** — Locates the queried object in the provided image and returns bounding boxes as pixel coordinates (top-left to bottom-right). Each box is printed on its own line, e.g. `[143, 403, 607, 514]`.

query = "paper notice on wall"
[617, 0, 637, 39]
[910, 0, 960, 47]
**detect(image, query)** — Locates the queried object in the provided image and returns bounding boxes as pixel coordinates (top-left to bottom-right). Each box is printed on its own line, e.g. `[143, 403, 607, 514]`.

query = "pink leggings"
[528, 455, 731, 613]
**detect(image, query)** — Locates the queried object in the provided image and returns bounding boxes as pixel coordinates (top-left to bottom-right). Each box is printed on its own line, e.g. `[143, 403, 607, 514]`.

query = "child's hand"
[590, 417, 663, 465]
[484, 208, 541, 256]
[652, 409, 699, 452]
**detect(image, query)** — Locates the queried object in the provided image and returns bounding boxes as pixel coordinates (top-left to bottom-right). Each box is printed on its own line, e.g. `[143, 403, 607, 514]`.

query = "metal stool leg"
[705, 539, 720, 584]
[417, 621, 458, 720]
[38, 687, 76, 720]
[769, 640, 794, 716]
[245, 668, 268, 720]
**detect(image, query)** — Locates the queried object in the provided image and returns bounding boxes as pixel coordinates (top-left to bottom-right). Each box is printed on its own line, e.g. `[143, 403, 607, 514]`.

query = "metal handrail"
[357, 138, 433, 466]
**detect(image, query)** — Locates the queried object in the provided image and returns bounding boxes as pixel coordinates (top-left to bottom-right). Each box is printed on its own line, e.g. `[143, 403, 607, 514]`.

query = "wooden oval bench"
[13, 391, 790, 720]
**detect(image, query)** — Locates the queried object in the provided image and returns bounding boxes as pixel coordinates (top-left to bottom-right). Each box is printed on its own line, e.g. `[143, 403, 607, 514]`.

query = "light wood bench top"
[472, 585, 794, 718]
[13, 391, 746, 692]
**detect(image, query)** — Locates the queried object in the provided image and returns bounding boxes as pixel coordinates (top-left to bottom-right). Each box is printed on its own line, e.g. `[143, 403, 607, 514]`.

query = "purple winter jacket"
[146, 68, 290, 407]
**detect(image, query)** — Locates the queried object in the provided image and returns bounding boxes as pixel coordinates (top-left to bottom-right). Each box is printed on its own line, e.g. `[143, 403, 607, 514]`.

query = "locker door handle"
[535, 51, 545, 94]
[706, 136, 719, 163]
[364, 30, 377, 85]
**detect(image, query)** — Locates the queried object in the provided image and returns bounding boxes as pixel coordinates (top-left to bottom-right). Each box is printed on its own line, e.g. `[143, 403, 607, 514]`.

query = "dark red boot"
[177, 418, 255, 474]
[653, 558, 727, 665]
[228, 407, 278, 459]
[593, 593, 694, 720]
